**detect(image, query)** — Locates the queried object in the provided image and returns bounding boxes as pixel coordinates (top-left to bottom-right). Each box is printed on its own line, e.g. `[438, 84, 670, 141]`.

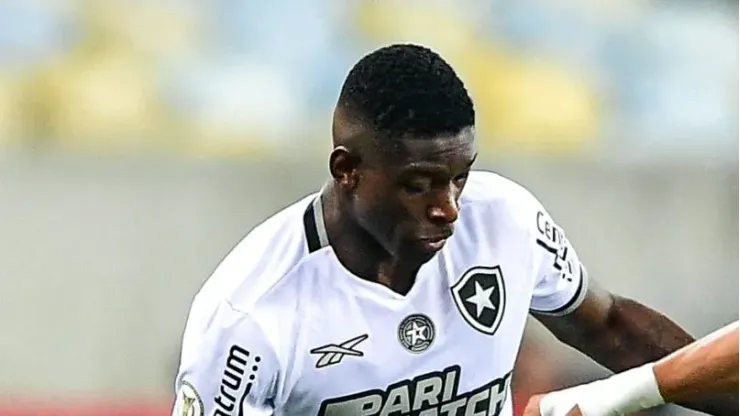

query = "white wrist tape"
[540, 364, 665, 416]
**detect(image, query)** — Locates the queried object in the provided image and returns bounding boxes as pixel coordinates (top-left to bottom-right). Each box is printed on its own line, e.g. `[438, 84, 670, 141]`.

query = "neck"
[320, 183, 420, 294]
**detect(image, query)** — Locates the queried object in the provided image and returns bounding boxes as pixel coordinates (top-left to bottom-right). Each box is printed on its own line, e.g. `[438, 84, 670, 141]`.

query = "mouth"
[416, 232, 453, 252]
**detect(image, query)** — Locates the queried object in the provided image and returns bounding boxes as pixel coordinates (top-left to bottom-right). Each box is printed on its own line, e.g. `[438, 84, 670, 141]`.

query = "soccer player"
[526, 321, 739, 416]
[171, 44, 737, 416]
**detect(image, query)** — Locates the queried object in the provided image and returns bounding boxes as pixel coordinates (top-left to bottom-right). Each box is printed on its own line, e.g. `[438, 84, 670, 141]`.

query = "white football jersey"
[172, 171, 588, 416]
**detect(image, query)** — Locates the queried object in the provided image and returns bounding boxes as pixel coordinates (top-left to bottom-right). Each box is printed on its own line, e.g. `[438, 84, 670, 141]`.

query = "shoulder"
[458, 170, 544, 231]
[188, 193, 319, 331]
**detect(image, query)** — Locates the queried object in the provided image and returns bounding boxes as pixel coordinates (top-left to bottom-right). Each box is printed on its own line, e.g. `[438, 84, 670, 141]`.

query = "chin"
[398, 243, 442, 265]
[414, 250, 439, 265]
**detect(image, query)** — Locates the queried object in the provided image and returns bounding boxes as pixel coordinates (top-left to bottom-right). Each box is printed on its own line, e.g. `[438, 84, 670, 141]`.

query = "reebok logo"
[310, 334, 369, 368]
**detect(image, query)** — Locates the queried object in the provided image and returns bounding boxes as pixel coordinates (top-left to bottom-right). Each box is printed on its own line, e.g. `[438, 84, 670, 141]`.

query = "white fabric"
[172, 171, 589, 416]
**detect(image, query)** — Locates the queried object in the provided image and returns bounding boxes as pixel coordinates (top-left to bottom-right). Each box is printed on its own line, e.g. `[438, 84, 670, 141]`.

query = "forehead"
[393, 127, 476, 167]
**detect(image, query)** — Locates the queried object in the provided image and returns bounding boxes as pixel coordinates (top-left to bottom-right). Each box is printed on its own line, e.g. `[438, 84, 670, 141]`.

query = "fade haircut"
[337, 44, 475, 139]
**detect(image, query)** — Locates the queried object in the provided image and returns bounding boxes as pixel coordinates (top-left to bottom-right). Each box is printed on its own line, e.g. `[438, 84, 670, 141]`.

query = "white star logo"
[405, 321, 429, 346]
[451, 266, 507, 335]
[465, 281, 496, 318]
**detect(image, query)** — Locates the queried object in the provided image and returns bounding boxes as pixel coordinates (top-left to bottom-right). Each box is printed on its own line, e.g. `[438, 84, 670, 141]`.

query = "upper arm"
[173, 300, 279, 416]
[526, 205, 616, 340]
[534, 283, 615, 347]
[528, 208, 592, 317]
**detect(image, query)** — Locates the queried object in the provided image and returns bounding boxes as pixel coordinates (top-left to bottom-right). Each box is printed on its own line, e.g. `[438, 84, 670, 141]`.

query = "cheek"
[354, 175, 415, 237]
[367, 199, 400, 229]
[357, 196, 408, 238]
[380, 199, 421, 236]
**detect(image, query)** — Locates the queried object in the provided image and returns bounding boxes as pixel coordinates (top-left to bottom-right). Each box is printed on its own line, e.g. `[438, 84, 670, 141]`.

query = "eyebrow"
[404, 154, 478, 173]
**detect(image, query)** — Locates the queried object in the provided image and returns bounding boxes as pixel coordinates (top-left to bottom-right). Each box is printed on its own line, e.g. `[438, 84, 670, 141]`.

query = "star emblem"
[398, 314, 435, 353]
[465, 281, 496, 318]
[405, 321, 429, 346]
[451, 266, 507, 336]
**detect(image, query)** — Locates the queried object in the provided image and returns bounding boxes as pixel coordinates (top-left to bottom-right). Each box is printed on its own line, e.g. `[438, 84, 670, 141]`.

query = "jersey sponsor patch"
[174, 381, 204, 416]
[398, 314, 435, 353]
[214, 344, 260, 416]
[318, 366, 512, 416]
[532, 210, 588, 316]
[535, 211, 577, 276]
[451, 266, 506, 335]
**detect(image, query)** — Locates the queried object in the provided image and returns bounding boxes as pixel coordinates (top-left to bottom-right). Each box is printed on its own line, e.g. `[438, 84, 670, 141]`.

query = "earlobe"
[329, 146, 359, 190]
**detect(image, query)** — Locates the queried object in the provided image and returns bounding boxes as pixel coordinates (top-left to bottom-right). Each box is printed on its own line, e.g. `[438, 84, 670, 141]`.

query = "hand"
[524, 394, 583, 416]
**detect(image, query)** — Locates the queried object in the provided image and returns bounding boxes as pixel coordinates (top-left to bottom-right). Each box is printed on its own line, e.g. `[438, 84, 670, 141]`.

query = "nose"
[427, 187, 459, 224]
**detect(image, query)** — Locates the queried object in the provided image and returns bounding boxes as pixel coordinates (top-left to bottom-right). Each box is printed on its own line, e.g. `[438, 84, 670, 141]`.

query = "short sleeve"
[172, 300, 279, 416]
[529, 209, 589, 316]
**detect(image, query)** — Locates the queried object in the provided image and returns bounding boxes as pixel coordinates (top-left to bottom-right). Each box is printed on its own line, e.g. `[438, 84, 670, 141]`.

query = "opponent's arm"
[172, 300, 278, 416]
[537, 283, 738, 415]
[655, 320, 738, 401]
[526, 321, 739, 416]
[535, 285, 738, 415]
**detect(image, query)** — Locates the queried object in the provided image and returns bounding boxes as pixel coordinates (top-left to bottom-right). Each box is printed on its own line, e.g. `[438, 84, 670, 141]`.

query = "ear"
[329, 146, 359, 191]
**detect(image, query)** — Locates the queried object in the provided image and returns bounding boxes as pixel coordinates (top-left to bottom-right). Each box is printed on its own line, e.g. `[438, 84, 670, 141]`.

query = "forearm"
[531, 322, 739, 416]
[577, 295, 695, 372]
[655, 321, 739, 401]
[541, 293, 737, 415]
[578, 296, 738, 415]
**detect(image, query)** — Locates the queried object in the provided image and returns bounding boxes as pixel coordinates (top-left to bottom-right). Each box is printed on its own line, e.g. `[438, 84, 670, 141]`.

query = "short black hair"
[338, 44, 475, 139]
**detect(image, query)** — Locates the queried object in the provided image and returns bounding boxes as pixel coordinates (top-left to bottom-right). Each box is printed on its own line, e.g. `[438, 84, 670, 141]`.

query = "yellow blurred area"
[356, 0, 599, 154]
[35, 48, 164, 151]
[0, 73, 30, 144]
[0, 0, 603, 158]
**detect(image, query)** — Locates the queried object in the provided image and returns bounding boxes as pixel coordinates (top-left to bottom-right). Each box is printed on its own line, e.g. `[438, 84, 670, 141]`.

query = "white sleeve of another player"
[172, 300, 279, 416]
[529, 208, 589, 316]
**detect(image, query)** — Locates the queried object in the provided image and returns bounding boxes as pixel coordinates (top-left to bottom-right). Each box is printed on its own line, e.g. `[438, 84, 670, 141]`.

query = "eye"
[402, 180, 430, 195]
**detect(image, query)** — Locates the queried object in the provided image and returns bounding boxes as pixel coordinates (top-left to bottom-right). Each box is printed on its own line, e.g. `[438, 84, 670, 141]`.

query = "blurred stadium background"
[0, 0, 737, 415]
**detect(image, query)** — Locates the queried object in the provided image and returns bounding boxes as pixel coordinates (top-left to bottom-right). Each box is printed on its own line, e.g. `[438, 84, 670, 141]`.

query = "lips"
[417, 230, 453, 243]
[420, 239, 447, 252]
[416, 232, 453, 252]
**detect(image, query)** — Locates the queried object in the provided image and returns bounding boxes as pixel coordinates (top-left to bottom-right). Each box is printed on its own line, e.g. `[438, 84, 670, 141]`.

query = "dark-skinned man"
[172, 44, 737, 416]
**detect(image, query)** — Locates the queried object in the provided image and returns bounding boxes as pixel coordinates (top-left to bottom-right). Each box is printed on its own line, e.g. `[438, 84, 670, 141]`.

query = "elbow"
[539, 293, 621, 349]
[574, 293, 622, 345]
[570, 295, 632, 360]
